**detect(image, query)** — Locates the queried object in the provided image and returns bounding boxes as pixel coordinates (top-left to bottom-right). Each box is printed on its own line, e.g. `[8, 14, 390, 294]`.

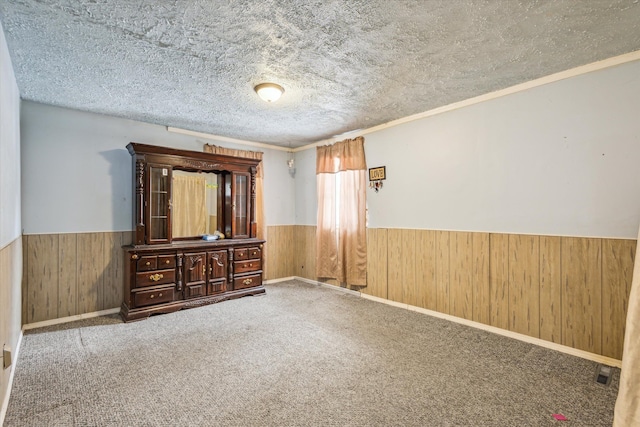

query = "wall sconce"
[368, 166, 386, 192]
[287, 151, 296, 176]
[255, 82, 284, 103]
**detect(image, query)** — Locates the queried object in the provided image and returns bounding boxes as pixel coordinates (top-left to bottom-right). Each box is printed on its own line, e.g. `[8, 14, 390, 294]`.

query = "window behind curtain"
[316, 137, 367, 287]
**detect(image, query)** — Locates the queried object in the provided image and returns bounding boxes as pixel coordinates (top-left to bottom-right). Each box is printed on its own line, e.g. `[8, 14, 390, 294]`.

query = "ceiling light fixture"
[254, 82, 284, 103]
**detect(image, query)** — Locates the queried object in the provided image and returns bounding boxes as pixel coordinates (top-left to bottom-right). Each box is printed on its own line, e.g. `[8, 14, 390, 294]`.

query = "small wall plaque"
[369, 166, 386, 181]
[368, 166, 386, 192]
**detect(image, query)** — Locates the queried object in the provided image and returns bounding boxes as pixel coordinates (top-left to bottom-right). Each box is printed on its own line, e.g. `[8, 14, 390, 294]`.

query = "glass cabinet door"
[147, 164, 172, 243]
[232, 172, 250, 238]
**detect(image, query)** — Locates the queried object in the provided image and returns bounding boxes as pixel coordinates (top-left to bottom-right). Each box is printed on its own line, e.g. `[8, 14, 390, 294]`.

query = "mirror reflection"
[171, 171, 218, 238]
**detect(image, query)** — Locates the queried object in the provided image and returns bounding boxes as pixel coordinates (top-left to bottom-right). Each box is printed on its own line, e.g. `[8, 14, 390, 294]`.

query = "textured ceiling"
[1, 1, 640, 147]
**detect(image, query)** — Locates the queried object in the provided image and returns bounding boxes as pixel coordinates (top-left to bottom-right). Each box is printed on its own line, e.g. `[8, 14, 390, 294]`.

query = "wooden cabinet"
[121, 143, 265, 322]
[122, 241, 265, 321]
[146, 164, 172, 244]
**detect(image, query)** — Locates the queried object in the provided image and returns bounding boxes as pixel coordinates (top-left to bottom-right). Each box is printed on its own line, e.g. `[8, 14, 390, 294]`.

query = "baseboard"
[0, 330, 23, 426]
[22, 308, 121, 331]
[293, 277, 362, 297]
[276, 276, 621, 368]
[264, 277, 296, 284]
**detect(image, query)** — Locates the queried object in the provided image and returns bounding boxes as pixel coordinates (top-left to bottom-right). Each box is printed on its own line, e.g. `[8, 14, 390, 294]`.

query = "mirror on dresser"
[121, 142, 265, 322]
[170, 170, 218, 238]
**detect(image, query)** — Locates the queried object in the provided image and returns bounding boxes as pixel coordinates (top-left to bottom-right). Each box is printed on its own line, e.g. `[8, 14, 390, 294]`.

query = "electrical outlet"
[3, 345, 11, 369]
[595, 364, 612, 386]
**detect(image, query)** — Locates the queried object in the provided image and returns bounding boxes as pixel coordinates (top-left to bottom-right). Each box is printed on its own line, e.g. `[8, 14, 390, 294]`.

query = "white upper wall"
[296, 59, 640, 239]
[0, 21, 21, 248]
[21, 102, 295, 234]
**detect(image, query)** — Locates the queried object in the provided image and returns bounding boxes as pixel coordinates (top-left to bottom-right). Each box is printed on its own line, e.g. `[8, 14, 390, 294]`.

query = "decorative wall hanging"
[368, 166, 386, 192]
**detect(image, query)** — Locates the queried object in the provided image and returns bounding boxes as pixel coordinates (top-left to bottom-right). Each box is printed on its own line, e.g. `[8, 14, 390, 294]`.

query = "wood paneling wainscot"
[286, 225, 635, 360]
[561, 237, 602, 354]
[489, 233, 510, 330]
[508, 234, 540, 338]
[22, 226, 636, 360]
[22, 231, 132, 324]
[449, 231, 474, 321]
[1, 237, 23, 424]
[293, 225, 317, 281]
[415, 230, 437, 310]
[265, 226, 295, 281]
[602, 239, 636, 359]
[472, 233, 491, 325]
[365, 228, 388, 299]
[386, 229, 404, 303]
[539, 236, 562, 344]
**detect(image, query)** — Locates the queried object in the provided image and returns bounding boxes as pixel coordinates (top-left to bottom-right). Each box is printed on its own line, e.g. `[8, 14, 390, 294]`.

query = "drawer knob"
[146, 261, 151, 266]
[150, 294, 154, 299]
[159, 293, 163, 297]
[166, 260, 170, 264]
[131, 254, 139, 260]
[149, 273, 164, 282]
[243, 278, 252, 285]
[249, 263, 252, 267]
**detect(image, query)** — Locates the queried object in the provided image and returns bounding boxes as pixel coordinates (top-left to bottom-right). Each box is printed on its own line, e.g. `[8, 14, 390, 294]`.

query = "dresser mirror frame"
[128, 142, 260, 246]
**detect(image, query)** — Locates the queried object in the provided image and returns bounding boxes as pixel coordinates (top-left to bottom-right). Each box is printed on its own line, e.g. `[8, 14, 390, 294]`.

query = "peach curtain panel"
[316, 136, 367, 287]
[172, 174, 207, 237]
[614, 225, 640, 426]
[203, 144, 265, 241]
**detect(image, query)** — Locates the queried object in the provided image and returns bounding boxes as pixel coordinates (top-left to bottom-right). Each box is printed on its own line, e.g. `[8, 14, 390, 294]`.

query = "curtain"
[613, 225, 640, 426]
[203, 144, 265, 241]
[172, 174, 207, 237]
[316, 136, 367, 286]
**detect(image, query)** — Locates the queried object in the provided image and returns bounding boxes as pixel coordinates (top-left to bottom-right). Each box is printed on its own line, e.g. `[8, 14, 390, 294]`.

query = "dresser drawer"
[247, 247, 261, 260]
[157, 254, 176, 269]
[137, 256, 157, 271]
[234, 259, 261, 274]
[235, 247, 261, 261]
[233, 273, 262, 290]
[133, 286, 174, 307]
[235, 248, 249, 260]
[135, 268, 176, 287]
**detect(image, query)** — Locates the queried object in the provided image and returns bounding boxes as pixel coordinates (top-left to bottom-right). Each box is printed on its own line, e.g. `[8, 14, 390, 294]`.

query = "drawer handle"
[166, 260, 170, 264]
[252, 251, 257, 256]
[131, 254, 139, 260]
[243, 278, 252, 285]
[146, 261, 151, 266]
[150, 294, 154, 299]
[249, 263, 252, 267]
[159, 293, 163, 297]
[149, 273, 164, 282]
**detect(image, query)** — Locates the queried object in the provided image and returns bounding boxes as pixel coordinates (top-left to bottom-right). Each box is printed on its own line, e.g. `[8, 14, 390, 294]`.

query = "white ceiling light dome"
[254, 82, 284, 103]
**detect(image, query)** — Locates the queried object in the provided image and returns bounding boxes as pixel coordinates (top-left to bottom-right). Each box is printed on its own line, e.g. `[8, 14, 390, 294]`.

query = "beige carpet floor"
[4, 280, 619, 426]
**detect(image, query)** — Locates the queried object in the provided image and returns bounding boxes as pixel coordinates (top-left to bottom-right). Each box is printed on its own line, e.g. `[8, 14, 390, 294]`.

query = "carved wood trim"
[176, 253, 183, 291]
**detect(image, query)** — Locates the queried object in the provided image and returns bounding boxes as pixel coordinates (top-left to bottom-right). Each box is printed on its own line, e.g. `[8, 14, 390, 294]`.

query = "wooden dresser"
[120, 142, 265, 322]
[122, 239, 264, 321]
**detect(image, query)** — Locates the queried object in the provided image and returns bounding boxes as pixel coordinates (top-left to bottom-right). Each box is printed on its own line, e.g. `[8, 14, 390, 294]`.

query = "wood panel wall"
[22, 231, 131, 324]
[290, 225, 636, 360]
[1, 237, 22, 415]
[264, 226, 296, 281]
[22, 226, 636, 360]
